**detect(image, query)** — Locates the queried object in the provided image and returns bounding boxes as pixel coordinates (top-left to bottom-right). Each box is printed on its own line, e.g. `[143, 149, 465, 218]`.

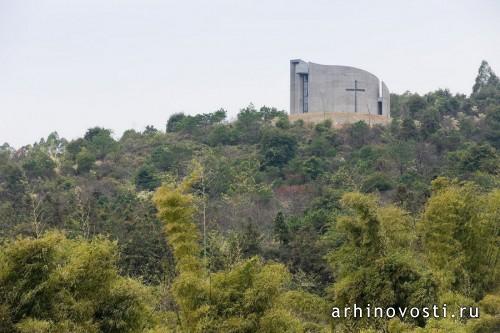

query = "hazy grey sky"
[1, 0, 499, 147]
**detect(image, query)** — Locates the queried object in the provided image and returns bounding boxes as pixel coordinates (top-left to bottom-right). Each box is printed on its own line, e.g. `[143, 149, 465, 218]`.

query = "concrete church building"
[289, 59, 390, 126]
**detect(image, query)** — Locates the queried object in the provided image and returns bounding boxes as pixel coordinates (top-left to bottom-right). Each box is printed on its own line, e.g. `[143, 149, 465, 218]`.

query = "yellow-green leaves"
[153, 180, 202, 274]
[0, 231, 158, 333]
[153, 166, 332, 332]
[377, 205, 416, 252]
[420, 183, 499, 297]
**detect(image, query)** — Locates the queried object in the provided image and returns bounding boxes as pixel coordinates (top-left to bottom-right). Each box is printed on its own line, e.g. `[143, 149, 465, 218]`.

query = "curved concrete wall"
[382, 81, 390, 117]
[290, 60, 390, 119]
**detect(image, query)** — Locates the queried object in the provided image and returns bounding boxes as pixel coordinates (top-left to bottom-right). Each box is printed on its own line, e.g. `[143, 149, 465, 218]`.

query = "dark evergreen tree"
[273, 211, 289, 244]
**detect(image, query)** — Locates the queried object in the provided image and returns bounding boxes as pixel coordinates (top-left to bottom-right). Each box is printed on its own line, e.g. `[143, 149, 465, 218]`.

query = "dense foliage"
[0, 61, 499, 332]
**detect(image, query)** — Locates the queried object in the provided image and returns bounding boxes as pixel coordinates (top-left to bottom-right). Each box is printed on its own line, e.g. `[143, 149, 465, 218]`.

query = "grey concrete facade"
[290, 60, 390, 119]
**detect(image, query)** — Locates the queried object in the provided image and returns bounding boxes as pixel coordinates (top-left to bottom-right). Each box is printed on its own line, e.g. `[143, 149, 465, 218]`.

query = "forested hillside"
[0, 61, 499, 332]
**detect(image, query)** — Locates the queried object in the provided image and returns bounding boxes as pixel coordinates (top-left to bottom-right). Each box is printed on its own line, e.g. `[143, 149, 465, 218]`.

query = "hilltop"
[0, 61, 499, 332]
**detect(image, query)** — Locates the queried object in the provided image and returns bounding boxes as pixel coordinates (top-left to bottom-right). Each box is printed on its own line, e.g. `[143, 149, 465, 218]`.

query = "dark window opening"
[302, 74, 309, 113]
[377, 101, 383, 115]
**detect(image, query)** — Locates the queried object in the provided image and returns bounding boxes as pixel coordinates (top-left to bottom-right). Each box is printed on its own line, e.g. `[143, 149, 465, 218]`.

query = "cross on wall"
[345, 80, 365, 113]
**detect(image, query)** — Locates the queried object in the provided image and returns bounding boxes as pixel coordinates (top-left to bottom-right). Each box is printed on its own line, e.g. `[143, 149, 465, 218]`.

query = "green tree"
[399, 117, 418, 140]
[23, 151, 56, 178]
[447, 143, 498, 175]
[362, 172, 394, 193]
[153, 165, 331, 332]
[166, 110, 227, 135]
[207, 124, 237, 146]
[346, 121, 370, 148]
[150, 146, 173, 171]
[135, 165, 160, 191]
[143, 125, 158, 135]
[84, 127, 118, 159]
[407, 94, 427, 116]
[419, 107, 440, 139]
[259, 128, 297, 169]
[484, 105, 500, 148]
[166, 113, 186, 132]
[328, 193, 437, 331]
[472, 60, 499, 95]
[0, 232, 161, 333]
[273, 212, 289, 244]
[471, 60, 500, 110]
[75, 148, 96, 174]
[22, 149, 56, 179]
[235, 104, 264, 144]
[419, 180, 499, 298]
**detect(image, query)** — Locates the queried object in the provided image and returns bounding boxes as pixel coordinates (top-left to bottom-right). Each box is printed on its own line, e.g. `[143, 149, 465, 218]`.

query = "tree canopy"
[0, 61, 499, 332]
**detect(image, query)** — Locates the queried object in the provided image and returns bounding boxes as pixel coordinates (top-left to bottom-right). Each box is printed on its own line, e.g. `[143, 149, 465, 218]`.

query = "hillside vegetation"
[0, 61, 499, 332]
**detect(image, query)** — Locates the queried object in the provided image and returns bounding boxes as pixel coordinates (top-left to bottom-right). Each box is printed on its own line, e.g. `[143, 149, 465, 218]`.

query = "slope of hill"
[0, 61, 499, 332]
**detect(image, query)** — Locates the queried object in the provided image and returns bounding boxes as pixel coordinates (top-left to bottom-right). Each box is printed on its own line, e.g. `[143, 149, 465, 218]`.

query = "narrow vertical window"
[303, 74, 309, 113]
